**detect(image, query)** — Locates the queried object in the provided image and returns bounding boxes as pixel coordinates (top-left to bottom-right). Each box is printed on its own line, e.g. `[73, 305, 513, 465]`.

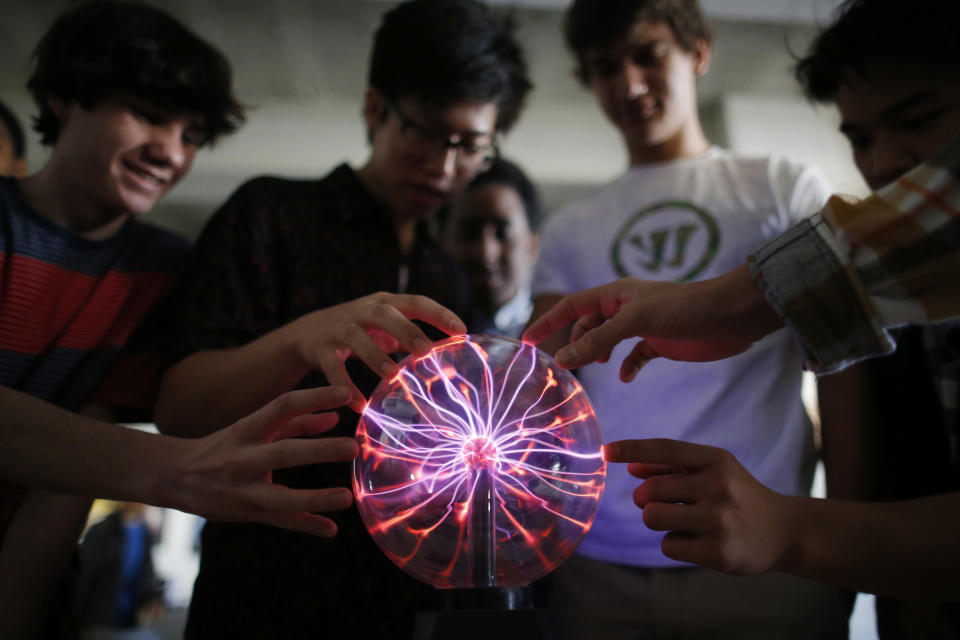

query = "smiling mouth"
[624, 102, 658, 121]
[124, 162, 166, 186]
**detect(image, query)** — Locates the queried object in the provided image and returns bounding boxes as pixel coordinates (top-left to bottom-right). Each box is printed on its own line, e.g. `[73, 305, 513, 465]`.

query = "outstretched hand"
[291, 292, 467, 411]
[523, 268, 783, 381]
[172, 386, 359, 537]
[604, 438, 796, 575]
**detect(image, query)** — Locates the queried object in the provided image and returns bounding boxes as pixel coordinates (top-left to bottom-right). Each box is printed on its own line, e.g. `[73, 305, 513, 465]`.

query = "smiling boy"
[0, 1, 244, 635]
[527, 0, 849, 637]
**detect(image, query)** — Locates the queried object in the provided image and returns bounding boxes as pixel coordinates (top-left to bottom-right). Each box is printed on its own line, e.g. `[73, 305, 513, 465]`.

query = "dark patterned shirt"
[162, 164, 470, 638]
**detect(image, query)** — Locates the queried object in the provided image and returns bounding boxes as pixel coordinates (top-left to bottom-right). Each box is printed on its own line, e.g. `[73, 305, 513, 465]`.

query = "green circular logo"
[610, 200, 719, 282]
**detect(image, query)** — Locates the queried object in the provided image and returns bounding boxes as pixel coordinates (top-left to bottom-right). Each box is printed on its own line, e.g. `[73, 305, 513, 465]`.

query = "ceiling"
[0, 0, 855, 236]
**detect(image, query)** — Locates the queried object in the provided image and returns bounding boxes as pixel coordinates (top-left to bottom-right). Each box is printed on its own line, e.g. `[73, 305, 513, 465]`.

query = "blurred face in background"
[836, 61, 960, 190]
[443, 182, 538, 315]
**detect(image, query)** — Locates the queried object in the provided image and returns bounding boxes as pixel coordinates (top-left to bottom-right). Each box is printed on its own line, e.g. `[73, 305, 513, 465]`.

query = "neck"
[19, 163, 128, 241]
[627, 120, 710, 166]
[356, 161, 416, 255]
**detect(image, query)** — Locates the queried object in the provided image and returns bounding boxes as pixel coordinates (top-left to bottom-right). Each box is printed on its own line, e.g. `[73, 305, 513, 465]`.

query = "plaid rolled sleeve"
[749, 134, 960, 372]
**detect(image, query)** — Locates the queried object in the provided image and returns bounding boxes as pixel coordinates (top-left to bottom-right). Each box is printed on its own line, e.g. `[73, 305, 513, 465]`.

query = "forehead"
[399, 96, 499, 135]
[450, 183, 527, 223]
[99, 94, 207, 127]
[836, 62, 960, 120]
[586, 20, 680, 60]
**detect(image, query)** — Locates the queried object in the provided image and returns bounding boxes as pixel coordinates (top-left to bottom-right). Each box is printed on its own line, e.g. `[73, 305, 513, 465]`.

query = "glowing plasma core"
[461, 436, 499, 470]
[353, 334, 606, 589]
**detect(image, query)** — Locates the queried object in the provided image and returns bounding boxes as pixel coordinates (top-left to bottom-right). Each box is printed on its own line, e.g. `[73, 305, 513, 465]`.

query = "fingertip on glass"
[413, 337, 431, 354]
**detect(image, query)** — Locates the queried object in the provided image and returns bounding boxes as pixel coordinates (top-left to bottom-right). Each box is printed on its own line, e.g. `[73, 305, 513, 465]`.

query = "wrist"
[279, 316, 316, 379]
[142, 433, 194, 512]
[716, 264, 784, 343]
[771, 495, 815, 576]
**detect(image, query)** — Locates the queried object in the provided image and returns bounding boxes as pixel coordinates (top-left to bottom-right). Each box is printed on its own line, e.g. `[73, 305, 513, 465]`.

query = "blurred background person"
[77, 502, 165, 640]
[442, 157, 542, 337]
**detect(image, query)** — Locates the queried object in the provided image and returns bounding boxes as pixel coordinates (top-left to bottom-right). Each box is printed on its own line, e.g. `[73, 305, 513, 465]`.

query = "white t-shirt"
[532, 148, 832, 567]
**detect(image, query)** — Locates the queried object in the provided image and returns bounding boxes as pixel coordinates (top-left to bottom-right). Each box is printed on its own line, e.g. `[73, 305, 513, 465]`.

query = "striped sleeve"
[748, 134, 960, 372]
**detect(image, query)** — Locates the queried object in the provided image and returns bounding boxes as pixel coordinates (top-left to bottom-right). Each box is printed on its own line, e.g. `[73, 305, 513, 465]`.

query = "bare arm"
[0, 385, 358, 536]
[155, 292, 467, 437]
[606, 438, 960, 600]
[817, 365, 876, 500]
[0, 491, 91, 639]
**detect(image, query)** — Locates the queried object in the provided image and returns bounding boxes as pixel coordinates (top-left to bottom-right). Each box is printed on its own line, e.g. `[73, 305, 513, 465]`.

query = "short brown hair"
[564, 0, 712, 84]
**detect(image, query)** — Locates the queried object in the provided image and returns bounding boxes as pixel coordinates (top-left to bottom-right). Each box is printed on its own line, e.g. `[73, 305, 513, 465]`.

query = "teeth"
[130, 166, 162, 184]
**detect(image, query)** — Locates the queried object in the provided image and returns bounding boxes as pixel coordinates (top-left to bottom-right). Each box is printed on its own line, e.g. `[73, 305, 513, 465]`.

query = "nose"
[424, 144, 459, 179]
[617, 62, 649, 101]
[145, 125, 187, 171]
[480, 227, 500, 264]
[863, 132, 920, 190]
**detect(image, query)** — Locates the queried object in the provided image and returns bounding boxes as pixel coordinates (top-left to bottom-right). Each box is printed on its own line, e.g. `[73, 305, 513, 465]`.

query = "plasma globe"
[353, 334, 606, 589]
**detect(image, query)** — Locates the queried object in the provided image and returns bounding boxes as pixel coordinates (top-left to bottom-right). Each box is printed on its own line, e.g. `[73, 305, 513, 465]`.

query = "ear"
[692, 38, 712, 77]
[12, 158, 26, 179]
[48, 96, 70, 122]
[362, 87, 385, 141]
[527, 232, 540, 262]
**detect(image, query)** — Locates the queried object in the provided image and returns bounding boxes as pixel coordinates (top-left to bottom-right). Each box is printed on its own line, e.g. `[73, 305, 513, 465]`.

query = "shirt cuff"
[748, 212, 895, 373]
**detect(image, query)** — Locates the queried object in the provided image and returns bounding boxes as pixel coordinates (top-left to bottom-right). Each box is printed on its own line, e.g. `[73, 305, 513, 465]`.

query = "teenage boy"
[151, 0, 531, 636]
[442, 157, 542, 337]
[528, 0, 848, 637]
[0, 100, 26, 178]
[524, 0, 960, 616]
[0, 2, 358, 637]
[522, 112, 960, 608]
[794, 0, 960, 635]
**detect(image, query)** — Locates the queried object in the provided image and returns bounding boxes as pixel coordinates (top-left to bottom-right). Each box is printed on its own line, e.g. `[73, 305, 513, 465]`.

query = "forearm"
[701, 264, 784, 344]
[777, 493, 960, 599]
[155, 323, 310, 437]
[0, 387, 173, 501]
[0, 491, 91, 638]
[817, 366, 877, 500]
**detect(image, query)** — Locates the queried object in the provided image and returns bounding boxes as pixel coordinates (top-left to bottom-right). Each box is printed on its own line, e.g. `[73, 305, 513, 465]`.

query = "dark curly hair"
[795, 0, 960, 103]
[368, 0, 532, 133]
[564, 0, 712, 84]
[27, 0, 245, 146]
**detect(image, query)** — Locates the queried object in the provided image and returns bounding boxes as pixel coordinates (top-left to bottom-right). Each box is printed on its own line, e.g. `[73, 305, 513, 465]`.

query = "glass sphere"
[353, 334, 606, 589]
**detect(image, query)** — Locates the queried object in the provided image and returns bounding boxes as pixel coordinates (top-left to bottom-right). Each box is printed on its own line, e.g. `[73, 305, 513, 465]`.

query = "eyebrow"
[587, 39, 668, 61]
[413, 110, 494, 139]
[839, 91, 944, 135]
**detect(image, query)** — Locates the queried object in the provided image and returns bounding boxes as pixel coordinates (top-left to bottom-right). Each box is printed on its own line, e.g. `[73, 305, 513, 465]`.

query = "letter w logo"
[628, 224, 698, 271]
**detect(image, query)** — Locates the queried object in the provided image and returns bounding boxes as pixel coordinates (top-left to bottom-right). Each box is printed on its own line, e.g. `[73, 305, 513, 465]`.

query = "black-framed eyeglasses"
[384, 99, 498, 171]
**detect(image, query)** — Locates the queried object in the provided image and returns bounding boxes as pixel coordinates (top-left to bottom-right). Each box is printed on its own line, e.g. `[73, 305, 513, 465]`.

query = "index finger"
[382, 294, 467, 340]
[522, 288, 606, 345]
[604, 438, 719, 471]
[241, 386, 352, 442]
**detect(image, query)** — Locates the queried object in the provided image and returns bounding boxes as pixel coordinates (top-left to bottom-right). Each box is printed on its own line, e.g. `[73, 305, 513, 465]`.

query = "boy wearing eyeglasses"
[526, 0, 849, 637]
[151, 0, 531, 636]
